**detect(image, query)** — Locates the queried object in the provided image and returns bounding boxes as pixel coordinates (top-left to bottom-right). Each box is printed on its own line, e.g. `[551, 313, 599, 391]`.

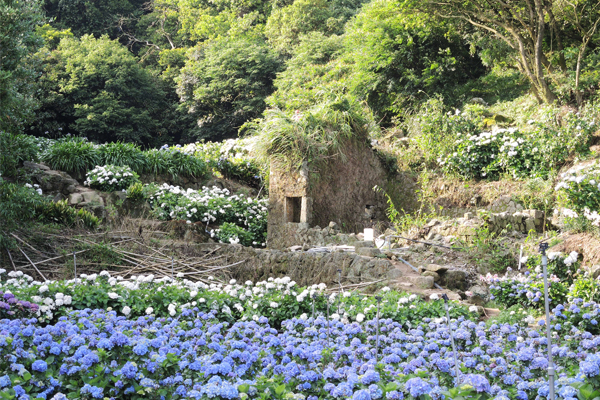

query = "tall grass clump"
[42, 138, 100, 177]
[255, 96, 377, 170]
[98, 142, 147, 174]
[142, 149, 208, 178]
[0, 132, 39, 176]
[168, 150, 208, 178]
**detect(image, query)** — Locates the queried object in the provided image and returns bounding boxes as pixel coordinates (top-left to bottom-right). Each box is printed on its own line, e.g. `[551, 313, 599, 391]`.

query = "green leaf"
[238, 384, 250, 393]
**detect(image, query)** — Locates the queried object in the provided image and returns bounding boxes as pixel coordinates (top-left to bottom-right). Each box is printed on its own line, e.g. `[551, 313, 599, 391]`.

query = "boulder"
[69, 193, 83, 205]
[81, 191, 104, 206]
[425, 264, 448, 273]
[422, 270, 440, 282]
[405, 276, 435, 289]
[592, 265, 600, 279]
[465, 284, 489, 306]
[386, 269, 403, 279]
[356, 247, 381, 257]
[444, 269, 468, 291]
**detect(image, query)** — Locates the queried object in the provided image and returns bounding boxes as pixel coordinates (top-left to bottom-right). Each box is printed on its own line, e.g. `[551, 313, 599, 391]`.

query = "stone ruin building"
[266, 140, 417, 249]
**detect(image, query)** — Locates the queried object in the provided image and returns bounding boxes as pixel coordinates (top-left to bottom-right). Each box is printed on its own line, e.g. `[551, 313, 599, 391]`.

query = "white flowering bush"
[24, 183, 42, 195]
[145, 183, 268, 246]
[84, 164, 140, 192]
[0, 270, 470, 328]
[436, 109, 596, 179]
[555, 162, 600, 227]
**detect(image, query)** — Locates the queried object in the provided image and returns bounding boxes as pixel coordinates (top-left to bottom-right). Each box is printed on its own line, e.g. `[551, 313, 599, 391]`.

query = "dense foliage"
[0, 0, 43, 134]
[177, 37, 282, 140]
[85, 165, 141, 192]
[0, 180, 99, 248]
[29, 35, 168, 145]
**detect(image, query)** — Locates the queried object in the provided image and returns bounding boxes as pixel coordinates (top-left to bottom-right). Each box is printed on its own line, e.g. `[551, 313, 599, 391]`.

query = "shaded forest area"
[2, 0, 598, 148]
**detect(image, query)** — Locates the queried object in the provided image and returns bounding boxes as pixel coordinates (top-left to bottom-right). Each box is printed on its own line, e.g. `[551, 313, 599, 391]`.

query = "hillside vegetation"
[2, 0, 600, 248]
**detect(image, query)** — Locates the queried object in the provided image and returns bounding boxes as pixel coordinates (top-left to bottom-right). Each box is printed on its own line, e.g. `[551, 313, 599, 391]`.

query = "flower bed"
[178, 139, 265, 189]
[434, 108, 595, 180]
[0, 271, 470, 328]
[1, 299, 600, 399]
[555, 162, 600, 227]
[3, 269, 600, 399]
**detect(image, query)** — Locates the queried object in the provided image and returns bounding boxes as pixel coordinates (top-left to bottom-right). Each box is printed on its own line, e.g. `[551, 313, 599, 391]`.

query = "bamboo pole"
[16, 246, 47, 282]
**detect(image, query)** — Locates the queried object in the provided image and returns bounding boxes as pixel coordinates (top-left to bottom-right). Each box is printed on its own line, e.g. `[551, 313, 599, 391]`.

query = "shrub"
[0, 291, 39, 319]
[0, 181, 99, 247]
[523, 251, 580, 285]
[215, 158, 264, 188]
[142, 148, 209, 179]
[569, 275, 600, 304]
[42, 138, 100, 176]
[143, 148, 170, 175]
[84, 165, 140, 192]
[145, 184, 268, 247]
[0, 180, 46, 247]
[214, 222, 254, 246]
[0, 132, 39, 176]
[180, 140, 266, 188]
[488, 273, 568, 310]
[555, 162, 600, 227]
[425, 106, 596, 180]
[98, 142, 147, 173]
[168, 150, 208, 178]
[126, 182, 144, 202]
[255, 97, 376, 170]
[36, 199, 100, 229]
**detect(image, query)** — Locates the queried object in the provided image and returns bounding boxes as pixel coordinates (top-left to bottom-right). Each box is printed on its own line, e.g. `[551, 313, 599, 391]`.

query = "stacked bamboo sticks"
[3, 231, 238, 284]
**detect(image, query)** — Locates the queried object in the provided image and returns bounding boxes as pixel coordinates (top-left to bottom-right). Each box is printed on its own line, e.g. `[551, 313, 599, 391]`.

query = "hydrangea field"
[1, 268, 600, 400]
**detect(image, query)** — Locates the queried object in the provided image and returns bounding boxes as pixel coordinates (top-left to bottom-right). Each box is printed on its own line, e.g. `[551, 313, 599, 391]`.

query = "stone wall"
[173, 243, 400, 287]
[426, 209, 548, 239]
[267, 222, 364, 249]
[487, 209, 547, 235]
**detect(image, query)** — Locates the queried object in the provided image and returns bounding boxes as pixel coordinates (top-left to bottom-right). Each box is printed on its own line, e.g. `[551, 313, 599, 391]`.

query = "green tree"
[154, 0, 271, 42]
[177, 37, 282, 140]
[346, 0, 485, 123]
[267, 32, 352, 111]
[0, 0, 43, 134]
[416, 0, 600, 104]
[265, 0, 366, 52]
[42, 0, 147, 38]
[28, 35, 169, 144]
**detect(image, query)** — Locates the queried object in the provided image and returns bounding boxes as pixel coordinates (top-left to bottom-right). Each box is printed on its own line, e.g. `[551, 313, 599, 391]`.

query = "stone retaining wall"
[172, 243, 400, 287]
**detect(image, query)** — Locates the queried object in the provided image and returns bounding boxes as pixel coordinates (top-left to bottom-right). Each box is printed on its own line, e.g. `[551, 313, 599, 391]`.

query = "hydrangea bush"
[144, 184, 267, 247]
[436, 109, 596, 180]
[84, 165, 141, 192]
[555, 162, 600, 227]
[0, 289, 39, 319]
